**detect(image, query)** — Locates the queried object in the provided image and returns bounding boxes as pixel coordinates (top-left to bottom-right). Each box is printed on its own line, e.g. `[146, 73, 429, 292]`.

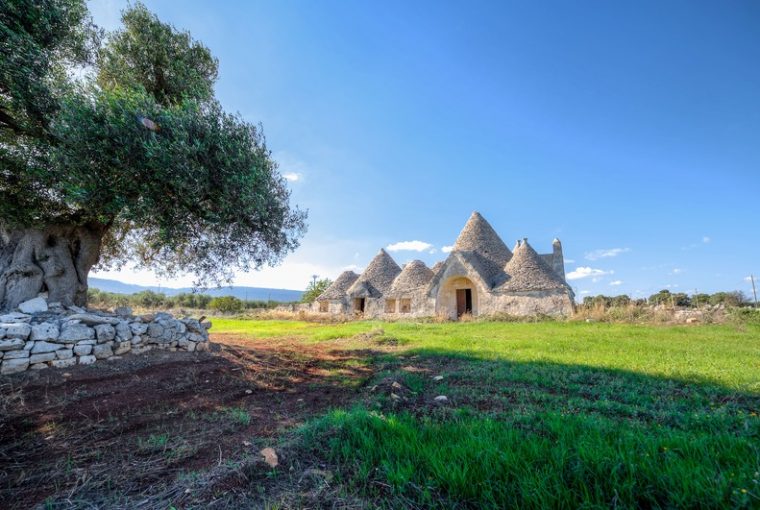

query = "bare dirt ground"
[0, 334, 376, 509]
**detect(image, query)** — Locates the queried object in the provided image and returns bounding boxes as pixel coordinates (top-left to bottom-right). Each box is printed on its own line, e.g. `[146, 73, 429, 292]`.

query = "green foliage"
[1, 1, 305, 287]
[208, 296, 243, 314]
[86, 288, 280, 310]
[648, 289, 691, 307]
[301, 278, 332, 304]
[97, 3, 217, 106]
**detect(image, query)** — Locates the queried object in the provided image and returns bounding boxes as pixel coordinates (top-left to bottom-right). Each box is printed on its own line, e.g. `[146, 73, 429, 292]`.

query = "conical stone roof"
[453, 211, 512, 266]
[389, 260, 434, 297]
[431, 261, 444, 275]
[317, 271, 359, 301]
[347, 249, 402, 298]
[500, 239, 568, 292]
[451, 212, 512, 287]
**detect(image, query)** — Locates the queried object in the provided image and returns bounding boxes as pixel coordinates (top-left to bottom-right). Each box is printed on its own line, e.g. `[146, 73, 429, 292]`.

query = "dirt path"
[0, 334, 375, 508]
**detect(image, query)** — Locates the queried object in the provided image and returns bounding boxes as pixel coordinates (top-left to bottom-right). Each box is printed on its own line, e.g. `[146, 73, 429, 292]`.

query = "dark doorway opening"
[354, 298, 366, 314]
[456, 288, 472, 318]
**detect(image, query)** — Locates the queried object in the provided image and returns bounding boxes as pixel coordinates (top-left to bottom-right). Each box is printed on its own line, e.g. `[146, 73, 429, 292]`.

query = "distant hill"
[89, 277, 303, 303]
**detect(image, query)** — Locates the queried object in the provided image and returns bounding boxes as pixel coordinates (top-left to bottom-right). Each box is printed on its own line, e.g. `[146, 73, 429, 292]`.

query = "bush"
[208, 296, 244, 313]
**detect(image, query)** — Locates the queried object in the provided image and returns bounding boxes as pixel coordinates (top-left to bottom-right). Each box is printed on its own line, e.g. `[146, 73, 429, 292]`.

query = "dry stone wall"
[0, 298, 210, 375]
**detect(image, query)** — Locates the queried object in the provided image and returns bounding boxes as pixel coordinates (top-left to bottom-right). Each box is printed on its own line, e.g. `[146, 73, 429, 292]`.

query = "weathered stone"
[94, 324, 115, 342]
[67, 313, 120, 325]
[51, 358, 77, 368]
[18, 297, 48, 314]
[2, 323, 31, 339]
[67, 305, 86, 313]
[73, 344, 92, 356]
[78, 355, 96, 365]
[0, 339, 25, 351]
[3, 349, 29, 359]
[31, 341, 61, 354]
[115, 321, 132, 341]
[0, 312, 32, 323]
[29, 352, 56, 364]
[30, 363, 49, 370]
[130, 322, 148, 335]
[114, 341, 131, 355]
[147, 323, 164, 339]
[107, 356, 122, 361]
[433, 395, 449, 404]
[201, 321, 212, 330]
[55, 349, 74, 360]
[77, 339, 96, 345]
[114, 306, 133, 316]
[59, 323, 94, 342]
[1, 358, 29, 374]
[92, 344, 113, 359]
[178, 338, 196, 352]
[195, 342, 209, 352]
[31, 322, 60, 341]
[130, 335, 143, 345]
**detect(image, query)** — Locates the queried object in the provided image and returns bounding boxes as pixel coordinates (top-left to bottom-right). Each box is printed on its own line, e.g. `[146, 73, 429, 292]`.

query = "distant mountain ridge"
[89, 277, 303, 303]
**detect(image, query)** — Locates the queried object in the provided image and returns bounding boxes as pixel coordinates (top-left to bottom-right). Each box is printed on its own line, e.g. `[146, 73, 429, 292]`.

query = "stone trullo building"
[315, 212, 575, 318]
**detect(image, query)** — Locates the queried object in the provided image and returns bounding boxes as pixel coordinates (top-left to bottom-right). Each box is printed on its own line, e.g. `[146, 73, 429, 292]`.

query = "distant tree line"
[87, 288, 287, 312]
[582, 289, 749, 308]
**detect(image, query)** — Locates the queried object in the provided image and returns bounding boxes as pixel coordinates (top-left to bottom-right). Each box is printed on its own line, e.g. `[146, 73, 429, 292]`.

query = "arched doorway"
[437, 276, 478, 319]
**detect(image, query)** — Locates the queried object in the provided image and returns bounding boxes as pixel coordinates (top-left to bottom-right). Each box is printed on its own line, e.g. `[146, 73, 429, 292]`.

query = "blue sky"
[89, 0, 760, 300]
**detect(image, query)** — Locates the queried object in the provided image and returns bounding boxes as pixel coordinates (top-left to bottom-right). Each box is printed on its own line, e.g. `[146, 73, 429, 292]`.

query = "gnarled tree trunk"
[0, 224, 105, 311]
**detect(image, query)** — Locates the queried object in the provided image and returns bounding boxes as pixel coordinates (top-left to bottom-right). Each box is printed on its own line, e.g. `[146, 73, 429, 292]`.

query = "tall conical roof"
[317, 271, 359, 301]
[500, 239, 568, 292]
[389, 260, 434, 296]
[453, 211, 512, 266]
[431, 261, 444, 275]
[347, 249, 402, 298]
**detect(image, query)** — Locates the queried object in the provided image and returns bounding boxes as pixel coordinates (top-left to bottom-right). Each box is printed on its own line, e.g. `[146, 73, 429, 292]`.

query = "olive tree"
[0, 2, 306, 310]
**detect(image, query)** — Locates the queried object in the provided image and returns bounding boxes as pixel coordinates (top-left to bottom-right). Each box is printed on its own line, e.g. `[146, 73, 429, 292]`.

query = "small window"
[319, 301, 328, 313]
[385, 299, 396, 313]
[400, 298, 411, 313]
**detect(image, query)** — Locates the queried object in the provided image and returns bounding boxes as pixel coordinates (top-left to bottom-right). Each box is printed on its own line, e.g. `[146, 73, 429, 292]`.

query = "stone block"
[115, 321, 132, 341]
[56, 349, 74, 360]
[31, 341, 61, 354]
[60, 323, 94, 342]
[30, 363, 49, 370]
[2, 323, 31, 339]
[78, 355, 96, 365]
[3, 349, 29, 359]
[18, 297, 48, 314]
[114, 341, 131, 355]
[0, 339, 25, 352]
[51, 358, 77, 368]
[29, 352, 57, 364]
[92, 344, 113, 359]
[31, 322, 60, 341]
[94, 324, 115, 342]
[73, 344, 92, 356]
[1, 358, 30, 374]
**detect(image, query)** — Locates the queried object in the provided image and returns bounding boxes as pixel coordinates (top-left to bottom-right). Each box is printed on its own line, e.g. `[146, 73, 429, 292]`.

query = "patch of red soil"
[0, 334, 373, 509]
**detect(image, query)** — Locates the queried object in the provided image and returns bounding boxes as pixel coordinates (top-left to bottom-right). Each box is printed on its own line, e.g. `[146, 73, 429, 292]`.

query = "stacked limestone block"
[0, 297, 211, 375]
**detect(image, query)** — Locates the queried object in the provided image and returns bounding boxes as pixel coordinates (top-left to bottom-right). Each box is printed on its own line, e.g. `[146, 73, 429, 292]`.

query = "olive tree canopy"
[0, 1, 306, 310]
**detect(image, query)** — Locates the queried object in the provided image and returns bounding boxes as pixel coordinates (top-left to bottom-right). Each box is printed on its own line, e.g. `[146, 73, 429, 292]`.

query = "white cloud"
[566, 267, 614, 281]
[386, 240, 435, 252]
[664, 284, 679, 289]
[584, 248, 630, 261]
[283, 172, 302, 182]
[580, 290, 591, 295]
[609, 280, 623, 286]
[563, 259, 576, 264]
[441, 245, 454, 253]
[670, 268, 683, 275]
[702, 236, 711, 244]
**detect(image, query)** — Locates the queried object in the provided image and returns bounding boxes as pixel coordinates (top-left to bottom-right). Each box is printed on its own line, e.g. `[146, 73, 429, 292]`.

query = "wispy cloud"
[387, 240, 435, 252]
[283, 172, 302, 182]
[670, 268, 683, 275]
[566, 267, 614, 281]
[584, 248, 630, 261]
[682, 236, 712, 250]
[580, 290, 591, 295]
[441, 245, 454, 253]
[609, 280, 623, 286]
[563, 259, 576, 264]
[702, 236, 711, 244]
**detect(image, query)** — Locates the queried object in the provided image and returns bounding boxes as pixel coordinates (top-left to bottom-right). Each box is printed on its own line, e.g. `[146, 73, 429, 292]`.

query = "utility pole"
[751, 274, 758, 308]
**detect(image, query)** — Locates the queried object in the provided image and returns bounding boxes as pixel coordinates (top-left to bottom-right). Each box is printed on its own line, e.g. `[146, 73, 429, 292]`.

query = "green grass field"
[213, 319, 760, 508]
